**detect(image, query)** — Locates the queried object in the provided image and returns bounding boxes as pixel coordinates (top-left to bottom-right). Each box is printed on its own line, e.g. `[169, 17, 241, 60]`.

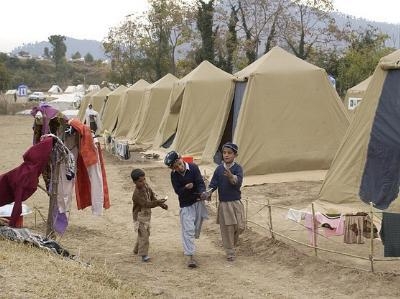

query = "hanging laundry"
[380, 212, 400, 257]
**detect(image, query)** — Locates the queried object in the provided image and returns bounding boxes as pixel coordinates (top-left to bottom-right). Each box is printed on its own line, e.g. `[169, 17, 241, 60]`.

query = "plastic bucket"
[182, 156, 193, 163]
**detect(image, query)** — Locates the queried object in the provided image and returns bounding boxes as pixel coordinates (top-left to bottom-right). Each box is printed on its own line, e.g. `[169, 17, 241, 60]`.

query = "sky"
[0, 0, 399, 53]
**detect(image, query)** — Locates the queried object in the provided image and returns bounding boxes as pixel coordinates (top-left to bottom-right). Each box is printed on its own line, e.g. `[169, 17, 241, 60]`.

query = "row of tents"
[77, 45, 400, 213]
[78, 46, 349, 175]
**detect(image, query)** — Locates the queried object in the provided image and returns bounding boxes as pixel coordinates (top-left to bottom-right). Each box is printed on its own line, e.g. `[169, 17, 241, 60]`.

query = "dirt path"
[2, 115, 400, 298]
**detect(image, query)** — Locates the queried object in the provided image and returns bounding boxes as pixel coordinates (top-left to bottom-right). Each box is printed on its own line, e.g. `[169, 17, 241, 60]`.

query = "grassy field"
[0, 238, 151, 298]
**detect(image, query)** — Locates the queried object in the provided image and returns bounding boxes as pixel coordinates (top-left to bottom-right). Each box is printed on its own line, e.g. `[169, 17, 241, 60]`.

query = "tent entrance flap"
[213, 81, 246, 164]
[360, 70, 400, 209]
[232, 81, 246, 136]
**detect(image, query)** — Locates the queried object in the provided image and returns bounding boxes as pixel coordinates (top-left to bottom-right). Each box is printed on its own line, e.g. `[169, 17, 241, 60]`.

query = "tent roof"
[235, 46, 321, 78]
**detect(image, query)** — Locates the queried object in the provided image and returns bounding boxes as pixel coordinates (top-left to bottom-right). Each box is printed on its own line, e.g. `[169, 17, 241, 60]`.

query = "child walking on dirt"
[131, 168, 168, 262]
[164, 151, 208, 268]
[204, 142, 245, 261]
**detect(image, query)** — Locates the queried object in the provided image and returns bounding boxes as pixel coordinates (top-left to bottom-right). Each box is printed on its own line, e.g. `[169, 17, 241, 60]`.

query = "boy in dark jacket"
[164, 151, 208, 268]
[205, 142, 245, 261]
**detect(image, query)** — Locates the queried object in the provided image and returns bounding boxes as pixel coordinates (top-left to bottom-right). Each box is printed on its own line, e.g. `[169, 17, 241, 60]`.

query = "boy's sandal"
[187, 258, 197, 268]
[142, 255, 151, 262]
[226, 255, 235, 262]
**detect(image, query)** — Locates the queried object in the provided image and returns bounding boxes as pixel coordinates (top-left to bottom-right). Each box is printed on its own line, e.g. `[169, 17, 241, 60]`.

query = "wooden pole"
[267, 199, 275, 239]
[311, 203, 318, 256]
[369, 202, 375, 273]
[245, 198, 248, 230]
[46, 150, 60, 238]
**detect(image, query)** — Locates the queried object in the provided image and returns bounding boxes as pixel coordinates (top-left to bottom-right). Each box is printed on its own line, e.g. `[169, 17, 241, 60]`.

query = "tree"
[43, 47, 50, 59]
[72, 51, 82, 59]
[196, 0, 215, 63]
[48, 35, 67, 82]
[48, 35, 67, 65]
[142, 0, 194, 79]
[214, 0, 286, 68]
[280, 0, 340, 60]
[0, 62, 10, 91]
[84, 53, 94, 63]
[103, 14, 146, 83]
[336, 26, 393, 96]
[222, 3, 239, 73]
[103, 0, 194, 82]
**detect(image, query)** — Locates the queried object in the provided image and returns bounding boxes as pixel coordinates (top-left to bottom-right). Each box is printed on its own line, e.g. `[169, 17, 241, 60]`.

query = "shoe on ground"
[226, 255, 235, 262]
[142, 255, 151, 262]
[187, 256, 197, 268]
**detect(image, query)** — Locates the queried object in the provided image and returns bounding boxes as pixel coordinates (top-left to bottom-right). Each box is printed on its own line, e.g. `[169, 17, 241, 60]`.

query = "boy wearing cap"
[131, 168, 168, 262]
[164, 151, 208, 268]
[205, 142, 245, 261]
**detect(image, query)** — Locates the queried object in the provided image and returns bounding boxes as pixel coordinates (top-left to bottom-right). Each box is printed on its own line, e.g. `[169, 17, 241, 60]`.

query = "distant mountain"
[332, 12, 400, 48]
[10, 13, 400, 61]
[12, 37, 106, 60]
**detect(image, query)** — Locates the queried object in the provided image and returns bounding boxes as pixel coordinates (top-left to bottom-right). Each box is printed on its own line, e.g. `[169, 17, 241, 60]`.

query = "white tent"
[48, 85, 63, 94]
[48, 93, 82, 111]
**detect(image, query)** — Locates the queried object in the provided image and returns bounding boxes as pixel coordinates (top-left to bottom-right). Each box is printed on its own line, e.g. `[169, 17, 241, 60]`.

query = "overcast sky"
[0, 0, 399, 53]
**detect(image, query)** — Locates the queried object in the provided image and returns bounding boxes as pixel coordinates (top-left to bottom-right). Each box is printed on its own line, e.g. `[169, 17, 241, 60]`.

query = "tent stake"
[369, 202, 375, 273]
[311, 203, 318, 256]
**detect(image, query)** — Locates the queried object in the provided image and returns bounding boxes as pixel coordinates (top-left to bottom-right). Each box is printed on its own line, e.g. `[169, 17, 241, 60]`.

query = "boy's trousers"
[134, 221, 150, 256]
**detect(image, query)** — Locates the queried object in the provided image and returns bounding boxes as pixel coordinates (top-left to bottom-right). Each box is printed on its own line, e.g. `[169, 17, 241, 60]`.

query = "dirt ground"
[2, 114, 400, 298]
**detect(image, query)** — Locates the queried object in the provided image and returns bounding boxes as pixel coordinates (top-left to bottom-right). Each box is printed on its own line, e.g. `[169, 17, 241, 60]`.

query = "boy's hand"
[157, 198, 167, 204]
[159, 203, 168, 210]
[185, 183, 193, 189]
[224, 169, 237, 184]
[224, 168, 233, 178]
[200, 191, 212, 201]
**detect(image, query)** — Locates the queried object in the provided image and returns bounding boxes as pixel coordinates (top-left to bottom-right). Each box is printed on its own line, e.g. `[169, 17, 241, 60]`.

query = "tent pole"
[267, 199, 274, 239]
[311, 203, 318, 256]
[369, 202, 375, 273]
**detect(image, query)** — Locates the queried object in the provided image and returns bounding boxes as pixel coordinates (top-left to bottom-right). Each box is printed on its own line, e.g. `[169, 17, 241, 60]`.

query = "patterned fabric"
[41, 134, 75, 180]
[0, 226, 71, 257]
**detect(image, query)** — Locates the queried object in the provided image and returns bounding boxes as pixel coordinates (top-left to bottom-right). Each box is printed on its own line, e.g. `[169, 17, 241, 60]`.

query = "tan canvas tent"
[344, 76, 372, 114]
[317, 49, 400, 212]
[91, 87, 111, 113]
[77, 89, 101, 121]
[155, 61, 235, 159]
[232, 46, 350, 175]
[101, 85, 128, 133]
[113, 79, 150, 138]
[128, 74, 178, 145]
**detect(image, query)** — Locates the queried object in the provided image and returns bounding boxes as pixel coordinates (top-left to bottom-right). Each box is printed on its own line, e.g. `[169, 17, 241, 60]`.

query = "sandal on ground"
[142, 255, 151, 262]
[187, 256, 197, 268]
[226, 255, 235, 262]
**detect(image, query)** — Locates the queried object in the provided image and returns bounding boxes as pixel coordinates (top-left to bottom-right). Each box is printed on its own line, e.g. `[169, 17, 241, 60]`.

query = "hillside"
[12, 37, 106, 60]
[332, 12, 400, 48]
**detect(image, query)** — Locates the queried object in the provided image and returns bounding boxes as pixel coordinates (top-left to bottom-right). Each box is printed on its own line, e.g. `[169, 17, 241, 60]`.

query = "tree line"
[0, 0, 394, 97]
[103, 0, 394, 97]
